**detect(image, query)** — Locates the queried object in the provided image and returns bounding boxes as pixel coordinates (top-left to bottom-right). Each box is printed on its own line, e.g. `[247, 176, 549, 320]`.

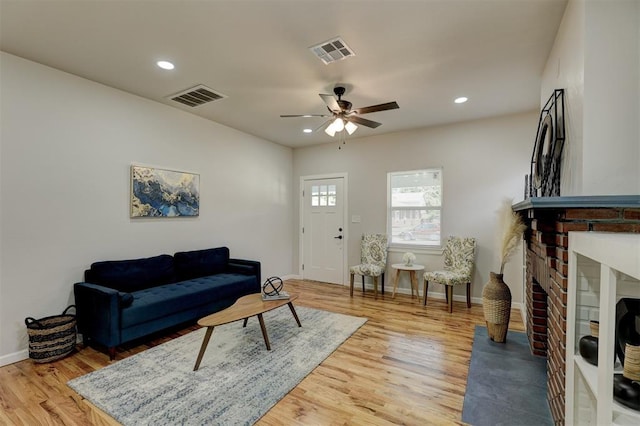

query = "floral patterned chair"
[349, 234, 388, 299]
[423, 236, 476, 313]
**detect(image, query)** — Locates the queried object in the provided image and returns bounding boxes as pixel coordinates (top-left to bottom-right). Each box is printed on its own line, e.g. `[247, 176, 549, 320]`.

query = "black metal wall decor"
[528, 89, 565, 197]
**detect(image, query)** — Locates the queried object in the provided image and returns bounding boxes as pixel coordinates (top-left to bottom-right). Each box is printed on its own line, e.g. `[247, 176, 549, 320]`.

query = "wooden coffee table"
[193, 293, 301, 371]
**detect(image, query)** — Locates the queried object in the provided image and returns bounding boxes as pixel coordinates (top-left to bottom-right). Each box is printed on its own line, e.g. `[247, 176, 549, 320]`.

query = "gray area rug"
[462, 326, 552, 426]
[68, 306, 367, 425]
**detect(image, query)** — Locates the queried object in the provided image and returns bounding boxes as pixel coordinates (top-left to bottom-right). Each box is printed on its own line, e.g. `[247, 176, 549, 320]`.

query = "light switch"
[352, 215, 361, 223]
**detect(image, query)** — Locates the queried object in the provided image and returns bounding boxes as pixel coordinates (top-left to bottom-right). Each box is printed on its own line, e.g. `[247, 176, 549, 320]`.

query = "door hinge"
[302, 264, 304, 270]
[302, 227, 304, 233]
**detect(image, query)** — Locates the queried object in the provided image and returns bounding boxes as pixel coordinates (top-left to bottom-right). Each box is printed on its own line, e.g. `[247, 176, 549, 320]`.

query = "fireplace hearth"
[513, 195, 640, 425]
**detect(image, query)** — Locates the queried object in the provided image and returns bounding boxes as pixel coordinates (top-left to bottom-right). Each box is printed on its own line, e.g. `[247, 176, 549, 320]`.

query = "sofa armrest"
[228, 258, 261, 284]
[73, 282, 121, 348]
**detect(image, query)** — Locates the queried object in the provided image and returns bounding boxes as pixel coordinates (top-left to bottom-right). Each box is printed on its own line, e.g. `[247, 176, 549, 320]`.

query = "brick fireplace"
[513, 195, 640, 425]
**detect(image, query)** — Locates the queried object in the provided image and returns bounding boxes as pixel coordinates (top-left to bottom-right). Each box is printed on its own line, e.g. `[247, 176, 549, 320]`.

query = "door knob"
[334, 235, 343, 239]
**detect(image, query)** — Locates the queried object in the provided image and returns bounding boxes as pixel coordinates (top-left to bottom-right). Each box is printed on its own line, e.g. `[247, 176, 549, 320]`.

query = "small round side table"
[391, 263, 425, 300]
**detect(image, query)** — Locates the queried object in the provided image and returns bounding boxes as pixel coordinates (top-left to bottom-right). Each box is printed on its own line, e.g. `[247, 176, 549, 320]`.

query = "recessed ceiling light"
[454, 96, 468, 104]
[157, 60, 175, 70]
[303, 128, 313, 133]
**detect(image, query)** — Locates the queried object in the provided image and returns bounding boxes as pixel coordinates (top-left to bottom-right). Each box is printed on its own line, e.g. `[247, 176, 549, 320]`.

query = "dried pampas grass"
[497, 198, 526, 274]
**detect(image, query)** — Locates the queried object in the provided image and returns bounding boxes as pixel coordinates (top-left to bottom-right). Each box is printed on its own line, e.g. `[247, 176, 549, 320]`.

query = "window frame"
[387, 167, 443, 250]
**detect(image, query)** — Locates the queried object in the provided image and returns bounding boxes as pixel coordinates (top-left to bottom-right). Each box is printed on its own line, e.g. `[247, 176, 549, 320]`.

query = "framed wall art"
[130, 165, 200, 218]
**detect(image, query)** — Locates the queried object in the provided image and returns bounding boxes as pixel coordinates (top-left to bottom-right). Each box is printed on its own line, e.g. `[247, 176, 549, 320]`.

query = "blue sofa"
[74, 247, 260, 359]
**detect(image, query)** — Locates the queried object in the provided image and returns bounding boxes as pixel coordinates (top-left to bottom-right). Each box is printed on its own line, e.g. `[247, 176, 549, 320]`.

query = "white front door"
[302, 177, 345, 284]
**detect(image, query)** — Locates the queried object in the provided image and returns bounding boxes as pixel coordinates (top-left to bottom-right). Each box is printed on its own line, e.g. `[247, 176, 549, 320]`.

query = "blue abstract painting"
[131, 165, 199, 217]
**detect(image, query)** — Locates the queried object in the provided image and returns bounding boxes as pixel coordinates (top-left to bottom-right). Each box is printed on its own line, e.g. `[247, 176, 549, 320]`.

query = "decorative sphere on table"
[262, 276, 284, 296]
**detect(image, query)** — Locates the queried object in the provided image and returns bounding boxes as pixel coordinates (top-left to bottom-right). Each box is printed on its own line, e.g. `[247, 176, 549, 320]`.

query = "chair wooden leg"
[350, 273, 355, 297]
[466, 282, 471, 308]
[362, 276, 365, 293]
[381, 273, 385, 295]
[447, 286, 454, 313]
[373, 276, 378, 300]
[423, 279, 429, 306]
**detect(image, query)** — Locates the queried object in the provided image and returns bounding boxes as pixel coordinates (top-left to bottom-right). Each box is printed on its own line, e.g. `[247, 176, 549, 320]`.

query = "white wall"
[0, 53, 293, 363]
[541, 0, 585, 196]
[582, 0, 639, 195]
[293, 111, 537, 305]
[542, 0, 640, 196]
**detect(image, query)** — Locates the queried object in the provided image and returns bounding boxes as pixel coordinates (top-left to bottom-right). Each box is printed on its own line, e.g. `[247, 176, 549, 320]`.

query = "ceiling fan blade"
[314, 118, 333, 132]
[280, 114, 329, 118]
[319, 94, 340, 112]
[353, 101, 399, 115]
[348, 116, 382, 128]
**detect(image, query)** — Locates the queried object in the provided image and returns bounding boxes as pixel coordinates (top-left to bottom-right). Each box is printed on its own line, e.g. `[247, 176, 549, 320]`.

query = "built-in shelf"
[565, 232, 640, 425]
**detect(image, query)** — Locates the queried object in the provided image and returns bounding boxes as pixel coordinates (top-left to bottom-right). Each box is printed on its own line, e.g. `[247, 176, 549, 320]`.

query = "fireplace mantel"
[513, 195, 640, 211]
[512, 195, 640, 425]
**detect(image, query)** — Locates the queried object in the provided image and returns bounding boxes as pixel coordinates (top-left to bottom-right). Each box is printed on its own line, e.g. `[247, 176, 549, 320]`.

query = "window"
[388, 169, 442, 247]
[310, 184, 336, 207]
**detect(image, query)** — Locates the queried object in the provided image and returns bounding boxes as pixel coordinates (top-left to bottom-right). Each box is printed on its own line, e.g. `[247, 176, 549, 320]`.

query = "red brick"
[558, 261, 568, 276]
[556, 248, 568, 263]
[533, 301, 547, 310]
[539, 232, 557, 245]
[564, 208, 620, 220]
[533, 325, 547, 334]
[533, 316, 547, 326]
[592, 222, 640, 233]
[533, 333, 547, 342]
[533, 309, 547, 318]
[556, 234, 568, 248]
[556, 221, 590, 233]
[533, 292, 546, 301]
[532, 219, 556, 232]
[623, 208, 640, 221]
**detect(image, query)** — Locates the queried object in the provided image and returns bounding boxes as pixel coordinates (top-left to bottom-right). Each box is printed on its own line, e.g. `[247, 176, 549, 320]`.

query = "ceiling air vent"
[168, 85, 226, 107]
[309, 37, 355, 65]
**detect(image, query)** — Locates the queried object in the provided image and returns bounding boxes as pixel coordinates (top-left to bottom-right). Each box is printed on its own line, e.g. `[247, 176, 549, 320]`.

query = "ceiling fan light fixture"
[324, 123, 337, 137]
[345, 121, 358, 135]
[332, 117, 345, 132]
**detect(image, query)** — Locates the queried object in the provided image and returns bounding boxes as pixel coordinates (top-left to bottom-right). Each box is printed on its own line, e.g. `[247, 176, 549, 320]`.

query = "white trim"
[0, 334, 84, 367]
[299, 173, 349, 285]
[0, 349, 28, 367]
[387, 246, 444, 256]
[386, 167, 444, 250]
[281, 274, 301, 281]
[353, 285, 523, 310]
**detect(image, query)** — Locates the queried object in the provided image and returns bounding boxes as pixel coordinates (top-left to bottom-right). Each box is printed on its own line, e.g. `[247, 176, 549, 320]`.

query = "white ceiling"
[0, 0, 567, 148]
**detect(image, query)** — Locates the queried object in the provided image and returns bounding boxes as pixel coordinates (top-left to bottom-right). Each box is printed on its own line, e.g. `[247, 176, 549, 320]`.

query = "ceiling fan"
[280, 86, 399, 138]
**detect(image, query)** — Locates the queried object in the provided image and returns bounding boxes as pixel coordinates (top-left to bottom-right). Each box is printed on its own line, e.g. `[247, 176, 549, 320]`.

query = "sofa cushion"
[174, 247, 230, 281]
[120, 273, 257, 328]
[86, 254, 176, 292]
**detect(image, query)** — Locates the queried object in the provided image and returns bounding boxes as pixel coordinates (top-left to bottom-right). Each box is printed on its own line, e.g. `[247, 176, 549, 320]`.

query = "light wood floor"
[0, 279, 525, 425]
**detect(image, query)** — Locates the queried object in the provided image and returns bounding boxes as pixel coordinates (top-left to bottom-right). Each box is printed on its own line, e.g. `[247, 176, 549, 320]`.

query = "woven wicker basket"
[482, 272, 512, 343]
[623, 343, 640, 381]
[25, 306, 76, 363]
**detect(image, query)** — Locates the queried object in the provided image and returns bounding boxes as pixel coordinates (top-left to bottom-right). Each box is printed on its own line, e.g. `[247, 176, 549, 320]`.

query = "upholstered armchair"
[423, 236, 476, 313]
[349, 234, 388, 299]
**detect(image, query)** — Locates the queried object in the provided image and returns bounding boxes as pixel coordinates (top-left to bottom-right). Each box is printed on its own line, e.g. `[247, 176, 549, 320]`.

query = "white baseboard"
[280, 274, 301, 281]
[0, 349, 28, 367]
